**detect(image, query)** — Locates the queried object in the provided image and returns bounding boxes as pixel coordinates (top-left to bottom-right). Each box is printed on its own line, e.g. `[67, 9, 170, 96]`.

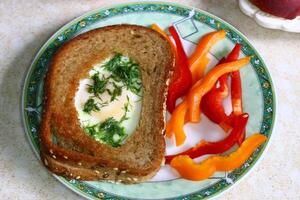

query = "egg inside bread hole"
[74, 54, 142, 147]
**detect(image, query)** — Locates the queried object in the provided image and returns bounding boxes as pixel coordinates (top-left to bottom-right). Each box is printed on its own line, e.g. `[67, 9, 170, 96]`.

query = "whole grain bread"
[40, 24, 175, 183]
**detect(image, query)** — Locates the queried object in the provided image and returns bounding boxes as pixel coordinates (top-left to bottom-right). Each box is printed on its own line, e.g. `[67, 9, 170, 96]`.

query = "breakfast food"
[40, 22, 267, 184]
[40, 24, 175, 183]
[155, 25, 266, 181]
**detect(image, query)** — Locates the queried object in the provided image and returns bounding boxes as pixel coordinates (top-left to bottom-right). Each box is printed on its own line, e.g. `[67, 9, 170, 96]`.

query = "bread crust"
[39, 24, 175, 183]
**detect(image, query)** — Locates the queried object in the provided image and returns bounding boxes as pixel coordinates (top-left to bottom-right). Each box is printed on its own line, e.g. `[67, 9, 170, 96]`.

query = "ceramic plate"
[22, 2, 276, 199]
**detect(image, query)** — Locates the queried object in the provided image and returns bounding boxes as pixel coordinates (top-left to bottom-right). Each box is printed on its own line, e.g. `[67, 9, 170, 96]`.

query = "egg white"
[74, 58, 142, 137]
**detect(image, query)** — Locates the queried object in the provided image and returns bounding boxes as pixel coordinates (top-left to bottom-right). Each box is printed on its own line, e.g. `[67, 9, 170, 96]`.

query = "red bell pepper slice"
[200, 58, 228, 129]
[230, 68, 244, 144]
[231, 72, 243, 116]
[226, 43, 244, 144]
[201, 44, 242, 131]
[166, 26, 192, 113]
[165, 113, 249, 164]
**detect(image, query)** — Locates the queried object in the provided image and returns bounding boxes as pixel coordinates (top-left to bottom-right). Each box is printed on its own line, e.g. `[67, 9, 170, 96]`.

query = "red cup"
[250, 0, 300, 19]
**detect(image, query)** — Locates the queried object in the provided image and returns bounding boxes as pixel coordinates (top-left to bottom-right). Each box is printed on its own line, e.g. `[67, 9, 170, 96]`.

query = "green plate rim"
[21, 1, 276, 200]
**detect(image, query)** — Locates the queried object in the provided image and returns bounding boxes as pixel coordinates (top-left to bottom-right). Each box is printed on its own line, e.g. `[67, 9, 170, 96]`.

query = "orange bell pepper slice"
[170, 133, 267, 181]
[166, 101, 188, 146]
[187, 57, 251, 123]
[151, 24, 170, 41]
[189, 30, 226, 83]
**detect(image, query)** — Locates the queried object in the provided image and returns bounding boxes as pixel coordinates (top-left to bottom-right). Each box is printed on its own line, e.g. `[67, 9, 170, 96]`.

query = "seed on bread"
[102, 173, 109, 179]
[44, 159, 48, 166]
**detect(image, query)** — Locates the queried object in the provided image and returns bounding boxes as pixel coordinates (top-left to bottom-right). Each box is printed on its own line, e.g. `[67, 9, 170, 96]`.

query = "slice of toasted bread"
[40, 24, 175, 183]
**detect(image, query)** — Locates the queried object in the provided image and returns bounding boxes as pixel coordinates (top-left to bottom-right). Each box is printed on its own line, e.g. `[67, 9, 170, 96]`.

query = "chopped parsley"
[107, 82, 122, 102]
[84, 118, 127, 147]
[120, 95, 132, 122]
[83, 99, 100, 114]
[87, 72, 107, 98]
[83, 98, 108, 114]
[104, 53, 142, 95]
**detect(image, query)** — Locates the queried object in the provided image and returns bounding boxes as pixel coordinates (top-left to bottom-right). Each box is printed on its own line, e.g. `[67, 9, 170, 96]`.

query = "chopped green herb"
[83, 99, 100, 114]
[120, 95, 132, 122]
[87, 72, 107, 98]
[107, 82, 122, 102]
[83, 117, 127, 147]
[83, 99, 108, 114]
[104, 53, 142, 95]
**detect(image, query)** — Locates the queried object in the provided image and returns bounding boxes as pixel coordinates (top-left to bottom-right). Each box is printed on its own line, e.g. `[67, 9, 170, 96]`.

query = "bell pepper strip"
[165, 113, 248, 164]
[170, 133, 267, 181]
[187, 57, 251, 123]
[229, 44, 244, 144]
[231, 70, 244, 144]
[189, 30, 226, 83]
[201, 44, 242, 130]
[166, 26, 192, 113]
[191, 56, 211, 83]
[218, 121, 232, 133]
[231, 72, 243, 115]
[166, 57, 250, 146]
[216, 63, 229, 97]
[151, 24, 169, 40]
[200, 58, 228, 128]
[166, 101, 188, 146]
[190, 55, 211, 85]
[218, 43, 242, 95]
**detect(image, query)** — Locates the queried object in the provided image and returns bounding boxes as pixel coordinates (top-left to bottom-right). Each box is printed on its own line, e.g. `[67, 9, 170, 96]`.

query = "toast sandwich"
[40, 24, 175, 183]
